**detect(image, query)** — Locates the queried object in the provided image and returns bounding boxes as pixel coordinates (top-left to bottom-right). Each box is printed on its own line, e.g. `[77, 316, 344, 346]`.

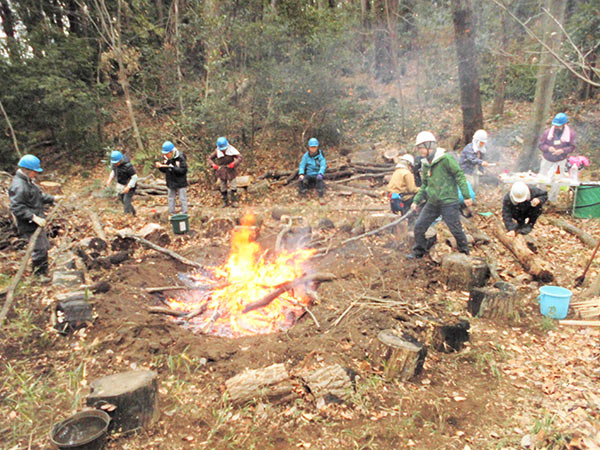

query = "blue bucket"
[538, 286, 572, 319]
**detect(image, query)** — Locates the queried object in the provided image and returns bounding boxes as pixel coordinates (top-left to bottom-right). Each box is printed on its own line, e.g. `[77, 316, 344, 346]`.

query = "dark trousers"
[413, 201, 469, 256]
[513, 205, 543, 231]
[299, 176, 324, 197]
[23, 228, 50, 275]
[119, 189, 136, 215]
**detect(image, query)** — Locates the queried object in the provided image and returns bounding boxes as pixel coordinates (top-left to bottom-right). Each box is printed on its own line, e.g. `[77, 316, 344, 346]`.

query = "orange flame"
[165, 213, 315, 337]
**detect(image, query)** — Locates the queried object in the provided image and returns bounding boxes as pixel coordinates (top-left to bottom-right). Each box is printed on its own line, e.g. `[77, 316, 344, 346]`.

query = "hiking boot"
[230, 191, 239, 208]
[517, 224, 533, 235]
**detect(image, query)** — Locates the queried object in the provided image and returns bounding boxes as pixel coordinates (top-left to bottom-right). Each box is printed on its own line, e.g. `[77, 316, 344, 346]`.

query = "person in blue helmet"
[207, 137, 243, 207]
[155, 140, 188, 215]
[538, 112, 576, 202]
[9, 154, 59, 279]
[105, 150, 138, 215]
[298, 138, 327, 198]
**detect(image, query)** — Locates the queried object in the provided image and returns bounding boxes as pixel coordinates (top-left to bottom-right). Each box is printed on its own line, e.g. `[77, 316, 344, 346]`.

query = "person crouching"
[502, 182, 547, 236]
[298, 138, 327, 198]
[386, 154, 418, 215]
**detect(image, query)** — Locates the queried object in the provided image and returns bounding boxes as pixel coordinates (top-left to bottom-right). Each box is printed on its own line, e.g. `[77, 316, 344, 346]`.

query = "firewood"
[116, 230, 202, 268]
[225, 363, 296, 404]
[297, 364, 353, 401]
[490, 219, 553, 282]
[86, 370, 160, 433]
[376, 330, 427, 381]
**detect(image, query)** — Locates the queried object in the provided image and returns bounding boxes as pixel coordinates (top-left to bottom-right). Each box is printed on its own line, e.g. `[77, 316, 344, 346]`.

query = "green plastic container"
[169, 214, 190, 234]
[574, 184, 600, 218]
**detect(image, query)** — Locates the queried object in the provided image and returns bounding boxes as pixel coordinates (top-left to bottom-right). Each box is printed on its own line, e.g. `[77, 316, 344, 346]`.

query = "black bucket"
[50, 409, 110, 450]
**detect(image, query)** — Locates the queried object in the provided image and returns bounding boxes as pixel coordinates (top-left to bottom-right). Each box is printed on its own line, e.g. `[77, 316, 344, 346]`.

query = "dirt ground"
[2, 161, 600, 450]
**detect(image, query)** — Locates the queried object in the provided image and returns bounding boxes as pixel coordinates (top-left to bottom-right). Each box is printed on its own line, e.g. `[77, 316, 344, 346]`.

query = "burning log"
[469, 281, 517, 321]
[376, 330, 427, 381]
[86, 370, 159, 433]
[225, 363, 297, 404]
[432, 320, 470, 353]
[490, 220, 553, 282]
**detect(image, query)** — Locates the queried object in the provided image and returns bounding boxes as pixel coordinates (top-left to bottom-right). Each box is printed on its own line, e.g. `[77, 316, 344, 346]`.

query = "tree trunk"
[0, 99, 22, 158]
[373, 0, 391, 81]
[491, 7, 508, 117]
[516, 0, 567, 171]
[451, 0, 484, 145]
[173, 0, 185, 115]
[469, 281, 517, 321]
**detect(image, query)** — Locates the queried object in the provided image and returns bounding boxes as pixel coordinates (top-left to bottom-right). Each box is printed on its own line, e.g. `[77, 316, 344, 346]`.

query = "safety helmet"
[162, 141, 175, 154]
[399, 154, 415, 165]
[216, 137, 229, 151]
[552, 113, 568, 126]
[308, 138, 319, 147]
[473, 129, 488, 143]
[110, 150, 123, 165]
[510, 181, 530, 204]
[18, 154, 43, 172]
[415, 131, 436, 147]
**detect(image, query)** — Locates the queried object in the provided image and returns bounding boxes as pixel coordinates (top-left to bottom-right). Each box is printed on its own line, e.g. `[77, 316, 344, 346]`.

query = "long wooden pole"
[0, 99, 22, 158]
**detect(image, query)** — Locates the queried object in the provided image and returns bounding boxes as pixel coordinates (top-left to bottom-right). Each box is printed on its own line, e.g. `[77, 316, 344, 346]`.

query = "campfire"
[164, 214, 316, 337]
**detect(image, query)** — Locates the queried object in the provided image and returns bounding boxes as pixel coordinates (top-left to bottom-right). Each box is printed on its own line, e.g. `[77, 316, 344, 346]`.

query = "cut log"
[376, 330, 427, 381]
[440, 253, 490, 290]
[85, 209, 107, 242]
[298, 364, 353, 402]
[225, 363, 296, 404]
[545, 217, 598, 249]
[469, 281, 517, 321]
[39, 181, 63, 195]
[52, 270, 85, 288]
[234, 175, 252, 188]
[53, 298, 93, 334]
[86, 370, 159, 433]
[431, 320, 470, 353]
[490, 220, 554, 282]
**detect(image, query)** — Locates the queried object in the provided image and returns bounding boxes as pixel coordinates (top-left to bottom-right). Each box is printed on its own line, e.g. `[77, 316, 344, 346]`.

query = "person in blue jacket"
[298, 138, 327, 198]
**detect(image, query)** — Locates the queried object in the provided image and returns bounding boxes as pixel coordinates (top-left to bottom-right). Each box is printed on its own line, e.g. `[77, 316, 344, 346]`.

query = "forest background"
[0, 0, 598, 176]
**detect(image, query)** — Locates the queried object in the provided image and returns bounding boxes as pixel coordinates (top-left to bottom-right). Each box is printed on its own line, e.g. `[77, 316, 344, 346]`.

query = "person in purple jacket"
[538, 112, 576, 202]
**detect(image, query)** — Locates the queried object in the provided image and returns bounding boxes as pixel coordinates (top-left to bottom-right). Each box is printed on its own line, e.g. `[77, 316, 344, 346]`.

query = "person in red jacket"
[538, 112, 576, 202]
[207, 137, 243, 207]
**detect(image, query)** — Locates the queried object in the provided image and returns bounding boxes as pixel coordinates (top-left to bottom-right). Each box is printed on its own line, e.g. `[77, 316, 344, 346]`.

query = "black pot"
[50, 409, 110, 450]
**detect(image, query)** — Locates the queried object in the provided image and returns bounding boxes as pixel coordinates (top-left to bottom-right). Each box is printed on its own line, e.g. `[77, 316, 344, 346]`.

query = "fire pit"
[163, 215, 315, 338]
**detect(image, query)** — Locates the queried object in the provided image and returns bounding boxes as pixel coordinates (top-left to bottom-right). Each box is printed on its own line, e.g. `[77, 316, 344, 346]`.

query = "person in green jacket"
[407, 131, 472, 259]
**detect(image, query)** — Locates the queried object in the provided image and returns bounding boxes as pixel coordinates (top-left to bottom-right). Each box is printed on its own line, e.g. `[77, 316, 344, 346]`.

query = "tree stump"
[441, 253, 490, 290]
[469, 281, 517, 321]
[432, 320, 470, 353]
[298, 364, 353, 402]
[225, 363, 296, 405]
[376, 330, 427, 381]
[86, 370, 159, 433]
[52, 270, 85, 288]
[53, 298, 93, 334]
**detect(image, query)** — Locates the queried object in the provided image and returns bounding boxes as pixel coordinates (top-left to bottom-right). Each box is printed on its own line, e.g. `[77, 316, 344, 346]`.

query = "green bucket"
[170, 214, 190, 234]
[574, 184, 600, 218]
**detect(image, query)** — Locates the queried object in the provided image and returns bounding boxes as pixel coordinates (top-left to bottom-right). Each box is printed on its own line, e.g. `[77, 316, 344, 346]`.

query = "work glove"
[31, 215, 47, 227]
[299, 174, 304, 181]
[212, 164, 219, 170]
[227, 162, 235, 169]
[317, 174, 323, 181]
[53, 195, 64, 201]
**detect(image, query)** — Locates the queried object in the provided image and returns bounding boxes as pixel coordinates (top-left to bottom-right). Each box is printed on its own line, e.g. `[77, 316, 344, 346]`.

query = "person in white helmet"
[386, 154, 418, 215]
[502, 182, 547, 236]
[459, 129, 489, 190]
[407, 131, 472, 259]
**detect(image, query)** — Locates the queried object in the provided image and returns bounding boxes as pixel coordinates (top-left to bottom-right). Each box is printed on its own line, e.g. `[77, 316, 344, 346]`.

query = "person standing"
[9, 155, 57, 278]
[298, 138, 327, 198]
[502, 182, 548, 236]
[459, 129, 489, 190]
[106, 150, 138, 215]
[407, 131, 472, 259]
[386, 154, 418, 215]
[207, 137, 242, 207]
[155, 140, 188, 215]
[538, 112, 576, 202]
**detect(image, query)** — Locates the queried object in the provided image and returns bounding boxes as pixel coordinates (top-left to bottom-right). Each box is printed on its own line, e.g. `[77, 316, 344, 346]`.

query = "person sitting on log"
[298, 138, 327, 198]
[407, 131, 472, 259]
[155, 140, 188, 215]
[386, 154, 418, 215]
[106, 150, 138, 216]
[207, 137, 243, 207]
[502, 181, 548, 236]
[9, 154, 59, 280]
[459, 129, 490, 190]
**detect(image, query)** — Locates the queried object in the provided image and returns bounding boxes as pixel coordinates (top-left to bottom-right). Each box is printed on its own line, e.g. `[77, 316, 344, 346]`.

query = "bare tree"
[81, 0, 145, 154]
[515, 0, 567, 171]
[451, 0, 484, 145]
